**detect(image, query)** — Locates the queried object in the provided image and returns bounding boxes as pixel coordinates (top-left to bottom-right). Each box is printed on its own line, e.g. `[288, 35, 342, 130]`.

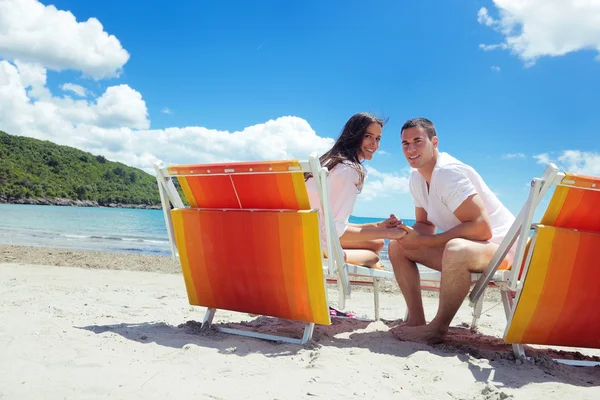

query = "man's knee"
[442, 238, 472, 267]
[388, 240, 405, 261]
[389, 240, 423, 261]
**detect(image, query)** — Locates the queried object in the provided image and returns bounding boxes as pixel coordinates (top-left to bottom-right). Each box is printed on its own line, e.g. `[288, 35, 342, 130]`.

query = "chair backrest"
[505, 170, 600, 349]
[158, 159, 331, 326]
[167, 160, 311, 210]
[540, 172, 600, 231]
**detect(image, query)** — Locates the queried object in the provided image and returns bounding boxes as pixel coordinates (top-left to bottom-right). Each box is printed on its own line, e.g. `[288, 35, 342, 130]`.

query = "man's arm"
[412, 207, 436, 235]
[420, 194, 492, 248]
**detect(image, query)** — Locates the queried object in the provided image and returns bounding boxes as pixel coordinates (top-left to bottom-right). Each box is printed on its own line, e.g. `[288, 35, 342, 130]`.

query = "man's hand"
[384, 226, 409, 240]
[378, 214, 402, 229]
[395, 224, 427, 250]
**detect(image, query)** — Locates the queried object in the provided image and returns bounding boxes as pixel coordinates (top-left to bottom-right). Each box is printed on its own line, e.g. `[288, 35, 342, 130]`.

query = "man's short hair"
[401, 118, 437, 139]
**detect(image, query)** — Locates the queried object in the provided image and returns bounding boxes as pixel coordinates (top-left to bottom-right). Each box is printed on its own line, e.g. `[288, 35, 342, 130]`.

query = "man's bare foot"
[395, 312, 426, 328]
[395, 318, 426, 328]
[390, 323, 447, 345]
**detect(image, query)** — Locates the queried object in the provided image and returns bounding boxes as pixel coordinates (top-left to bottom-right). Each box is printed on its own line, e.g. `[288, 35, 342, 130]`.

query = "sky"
[1, 0, 599, 220]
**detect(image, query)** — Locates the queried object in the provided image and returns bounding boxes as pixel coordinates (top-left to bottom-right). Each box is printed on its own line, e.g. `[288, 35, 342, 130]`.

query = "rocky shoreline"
[0, 196, 161, 210]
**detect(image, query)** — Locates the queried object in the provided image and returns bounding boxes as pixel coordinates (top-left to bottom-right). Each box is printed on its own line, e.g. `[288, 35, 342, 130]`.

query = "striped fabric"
[167, 160, 330, 326]
[168, 160, 310, 210]
[541, 173, 600, 231]
[506, 173, 600, 348]
[505, 225, 600, 348]
[171, 208, 330, 325]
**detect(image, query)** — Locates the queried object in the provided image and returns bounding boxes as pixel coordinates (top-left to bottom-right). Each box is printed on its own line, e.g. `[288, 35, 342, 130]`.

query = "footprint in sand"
[305, 350, 320, 369]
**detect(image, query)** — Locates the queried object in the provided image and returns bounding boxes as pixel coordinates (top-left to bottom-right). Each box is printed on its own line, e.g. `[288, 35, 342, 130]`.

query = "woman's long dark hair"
[306, 112, 385, 192]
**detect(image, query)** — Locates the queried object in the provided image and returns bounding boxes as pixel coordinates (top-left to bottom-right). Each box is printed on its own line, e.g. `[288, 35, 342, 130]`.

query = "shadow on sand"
[76, 314, 600, 391]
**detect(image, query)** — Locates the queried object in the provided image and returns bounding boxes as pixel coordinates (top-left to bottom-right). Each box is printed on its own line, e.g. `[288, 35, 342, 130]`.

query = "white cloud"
[479, 43, 509, 52]
[557, 150, 600, 176]
[502, 152, 525, 159]
[61, 83, 87, 97]
[161, 107, 172, 115]
[0, 0, 129, 79]
[93, 85, 149, 130]
[491, 65, 501, 72]
[477, 1, 600, 66]
[477, 7, 496, 27]
[13, 60, 49, 99]
[360, 167, 411, 201]
[0, 60, 147, 139]
[0, 1, 335, 176]
[0, 60, 333, 174]
[533, 153, 551, 165]
[534, 151, 600, 176]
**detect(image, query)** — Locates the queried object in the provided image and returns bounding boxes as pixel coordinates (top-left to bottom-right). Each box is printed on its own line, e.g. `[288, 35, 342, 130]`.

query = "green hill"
[0, 130, 162, 208]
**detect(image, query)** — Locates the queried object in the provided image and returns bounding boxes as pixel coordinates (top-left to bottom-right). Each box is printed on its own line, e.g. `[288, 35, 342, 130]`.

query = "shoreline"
[1, 244, 503, 302]
[0, 244, 180, 274]
[0, 198, 161, 210]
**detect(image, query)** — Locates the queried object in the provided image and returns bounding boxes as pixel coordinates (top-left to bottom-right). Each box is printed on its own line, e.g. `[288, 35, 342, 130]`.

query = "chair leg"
[512, 343, 525, 360]
[502, 291, 525, 361]
[201, 308, 217, 330]
[373, 278, 380, 321]
[218, 322, 315, 344]
[201, 307, 315, 344]
[501, 289, 513, 319]
[300, 323, 316, 344]
[471, 295, 484, 330]
[338, 280, 346, 311]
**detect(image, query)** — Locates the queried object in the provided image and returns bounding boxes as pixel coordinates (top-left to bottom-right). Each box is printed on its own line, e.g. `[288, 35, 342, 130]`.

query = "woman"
[305, 112, 407, 268]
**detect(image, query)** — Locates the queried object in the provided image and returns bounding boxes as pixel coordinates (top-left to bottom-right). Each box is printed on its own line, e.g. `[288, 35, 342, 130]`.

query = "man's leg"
[393, 238, 499, 344]
[388, 240, 444, 326]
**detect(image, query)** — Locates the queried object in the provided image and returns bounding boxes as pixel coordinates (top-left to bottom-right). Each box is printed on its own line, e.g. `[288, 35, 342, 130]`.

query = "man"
[390, 117, 515, 344]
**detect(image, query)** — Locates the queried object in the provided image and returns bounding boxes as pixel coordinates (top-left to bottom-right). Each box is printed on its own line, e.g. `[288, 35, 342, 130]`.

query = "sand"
[1, 245, 599, 399]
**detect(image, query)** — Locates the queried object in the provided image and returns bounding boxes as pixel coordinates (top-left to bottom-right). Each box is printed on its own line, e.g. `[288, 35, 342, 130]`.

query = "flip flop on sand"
[329, 306, 357, 318]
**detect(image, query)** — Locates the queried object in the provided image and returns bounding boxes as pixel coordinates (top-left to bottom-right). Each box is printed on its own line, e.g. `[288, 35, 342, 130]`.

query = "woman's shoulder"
[331, 161, 362, 177]
[329, 161, 365, 192]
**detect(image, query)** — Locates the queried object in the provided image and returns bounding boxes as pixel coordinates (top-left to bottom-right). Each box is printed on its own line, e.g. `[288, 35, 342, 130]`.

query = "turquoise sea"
[0, 204, 415, 261]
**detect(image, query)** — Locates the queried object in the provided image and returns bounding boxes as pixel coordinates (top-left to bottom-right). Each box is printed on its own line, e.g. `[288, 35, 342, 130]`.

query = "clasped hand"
[379, 214, 409, 240]
[378, 214, 424, 248]
[394, 224, 424, 250]
[378, 214, 402, 229]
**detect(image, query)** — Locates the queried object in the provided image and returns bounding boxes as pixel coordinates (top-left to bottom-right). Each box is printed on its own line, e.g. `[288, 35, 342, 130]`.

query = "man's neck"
[417, 150, 439, 184]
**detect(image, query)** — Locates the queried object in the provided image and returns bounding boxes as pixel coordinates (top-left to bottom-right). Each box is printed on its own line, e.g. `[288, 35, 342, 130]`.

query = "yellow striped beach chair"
[469, 163, 600, 365]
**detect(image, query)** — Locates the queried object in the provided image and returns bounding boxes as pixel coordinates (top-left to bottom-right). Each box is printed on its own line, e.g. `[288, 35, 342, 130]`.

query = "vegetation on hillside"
[0, 130, 162, 206]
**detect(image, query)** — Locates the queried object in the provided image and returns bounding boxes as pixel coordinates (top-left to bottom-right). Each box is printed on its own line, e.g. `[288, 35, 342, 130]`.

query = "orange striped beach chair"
[153, 157, 331, 344]
[468, 163, 600, 366]
[154, 155, 390, 344]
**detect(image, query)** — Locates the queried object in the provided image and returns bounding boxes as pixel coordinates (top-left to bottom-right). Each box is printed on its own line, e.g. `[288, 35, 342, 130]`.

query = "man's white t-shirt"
[306, 162, 366, 247]
[409, 152, 515, 247]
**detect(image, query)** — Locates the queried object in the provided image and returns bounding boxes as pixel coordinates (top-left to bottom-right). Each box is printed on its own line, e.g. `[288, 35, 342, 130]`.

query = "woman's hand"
[378, 213, 402, 229]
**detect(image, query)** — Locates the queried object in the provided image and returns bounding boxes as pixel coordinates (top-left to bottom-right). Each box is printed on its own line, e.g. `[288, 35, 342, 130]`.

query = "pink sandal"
[329, 306, 357, 318]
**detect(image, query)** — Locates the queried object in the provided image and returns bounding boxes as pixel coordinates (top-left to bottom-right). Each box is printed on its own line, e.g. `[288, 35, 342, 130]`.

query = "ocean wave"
[61, 233, 168, 244]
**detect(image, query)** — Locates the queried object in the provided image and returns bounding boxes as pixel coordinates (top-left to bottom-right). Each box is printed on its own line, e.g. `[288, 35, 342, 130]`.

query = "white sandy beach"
[1, 246, 599, 400]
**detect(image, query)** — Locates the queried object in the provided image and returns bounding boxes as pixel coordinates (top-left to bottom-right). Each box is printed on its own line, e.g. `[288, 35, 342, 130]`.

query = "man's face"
[401, 126, 438, 169]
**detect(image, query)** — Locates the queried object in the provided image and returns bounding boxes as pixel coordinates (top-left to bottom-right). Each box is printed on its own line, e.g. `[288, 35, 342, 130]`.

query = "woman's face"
[358, 123, 382, 161]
